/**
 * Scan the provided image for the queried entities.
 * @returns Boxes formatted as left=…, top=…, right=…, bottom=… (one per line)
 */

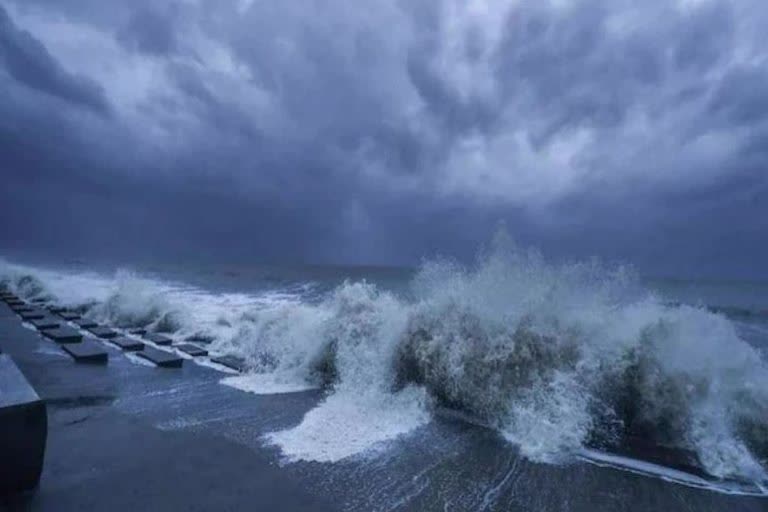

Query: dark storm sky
left=1, top=0, right=767, bottom=277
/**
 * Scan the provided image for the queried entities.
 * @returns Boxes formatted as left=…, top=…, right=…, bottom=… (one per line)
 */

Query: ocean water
left=2, top=232, right=768, bottom=498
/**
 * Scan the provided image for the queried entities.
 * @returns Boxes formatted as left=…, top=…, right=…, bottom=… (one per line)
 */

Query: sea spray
left=267, top=281, right=432, bottom=462
left=88, top=270, right=183, bottom=330
left=393, top=236, right=768, bottom=479
left=1, top=234, right=767, bottom=482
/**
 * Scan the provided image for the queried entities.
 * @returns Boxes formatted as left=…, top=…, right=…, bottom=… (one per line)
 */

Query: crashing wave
left=1, top=232, right=767, bottom=482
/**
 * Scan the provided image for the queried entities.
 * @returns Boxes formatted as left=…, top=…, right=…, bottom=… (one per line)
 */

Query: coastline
left=0, top=302, right=332, bottom=511
left=1, top=299, right=766, bottom=511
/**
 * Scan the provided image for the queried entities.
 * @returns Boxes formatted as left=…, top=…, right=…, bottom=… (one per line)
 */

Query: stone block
left=211, top=355, right=247, bottom=372
left=175, top=343, right=208, bottom=357
left=86, top=326, right=117, bottom=339
left=30, top=318, right=61, bottom=331
left=111, top=337, right=145, bottom=352
left=43, top=327, right=83, bottom=344
left=136, top=347, right=183, bottom=368
left=19, top=310, right=46, bottom=321
left=73, top=318, right=98, bottom=329
left=144, top=333, right=172, bottom=346
left=0, top=355, right=47, bottom=495
left=61, top=339, right=108, bottom=364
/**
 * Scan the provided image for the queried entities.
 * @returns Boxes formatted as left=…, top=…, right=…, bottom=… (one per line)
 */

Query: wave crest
left=92, top=271, right=184, bottom=330
left=2, top=236, right=767, bottom=481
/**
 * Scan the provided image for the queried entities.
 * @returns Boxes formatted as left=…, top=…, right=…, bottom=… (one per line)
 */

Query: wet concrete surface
left=0, top=303, right=333, bottom=511
left=0, top=301, right=766, bottom=511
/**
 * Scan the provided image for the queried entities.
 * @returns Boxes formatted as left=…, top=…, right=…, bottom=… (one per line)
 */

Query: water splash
left=2, top=231, right=767, bottom=482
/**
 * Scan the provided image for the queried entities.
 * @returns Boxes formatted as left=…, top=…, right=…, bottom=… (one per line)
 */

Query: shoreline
left=0, top=299, right=766, bottom=510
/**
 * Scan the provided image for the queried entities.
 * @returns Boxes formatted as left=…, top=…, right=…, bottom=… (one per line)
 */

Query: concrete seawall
left=0, top=297, right=766, bottom=511
left=0, top=301, right=333, bottom=511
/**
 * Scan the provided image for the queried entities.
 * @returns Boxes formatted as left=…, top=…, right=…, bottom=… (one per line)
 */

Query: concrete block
left=43, top=327, right=83, bottom=344
left=175, top=343, right=208, bottom=357
left=58, top=311, right=81, bottom=321
left=30, top=318, right=61, bottom=331
left=128, top=328, right=147, bottom=336
left=61, top=339, right=108, bottom=364
left=47, top=306, right=68, bottom=314
left=111, top=337, right=145, bottom=352
left=73, top=318, right=98, bottom=329
left=86, top=326, right=117, bottom=339
left=10, top=304, right=33, bottom=313
left=211, top=355, right=247, bottom=372
left=0, top=355, right=47, bottom=495
left=144, top=333, right=172, bottom=346
left=19, top=310, right=46, bottom=321
left=7, top=300, right=26, bottom=308
left=185, top=334, right=214, bottom=344
left=137, top=347, right=183, bottom=368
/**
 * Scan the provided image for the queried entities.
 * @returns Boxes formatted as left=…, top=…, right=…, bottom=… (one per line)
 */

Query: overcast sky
left=1, top=0, right=767, bottom=277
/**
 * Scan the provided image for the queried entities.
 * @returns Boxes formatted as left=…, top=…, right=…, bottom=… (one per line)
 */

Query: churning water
left=3, top=231, right=767, bottom=492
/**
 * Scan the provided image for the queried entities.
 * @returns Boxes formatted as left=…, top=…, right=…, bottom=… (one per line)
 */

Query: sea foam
left=2, top=232, right=767, bottom=483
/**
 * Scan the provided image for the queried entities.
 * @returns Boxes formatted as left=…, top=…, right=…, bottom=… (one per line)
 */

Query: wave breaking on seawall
left=2, top=232, right=767, bottom=489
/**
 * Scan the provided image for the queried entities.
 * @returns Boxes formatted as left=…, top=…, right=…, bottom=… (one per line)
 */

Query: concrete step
left=73, top=318, right=98, bottom=329
left=61, top=339, right=109, bottom=364
left=185, top=334, right=214, bottom=345
left=0, top=354, right=47, bottom=495
left=30, top=317, right=61, bottom=331
left=144, top=333, right=172, bottom=346
left=19, top=310, right=46, bottom=321
left=86, top=326, right=118, bottom=339
left=43, top=326, right=83, bottom=344
left=137, top=347, right=183, bottom=368
left=175, top=343, right=208, bottom=357
left=58, top=311, right=81, bottom=321
left=111, top=337, right=145, bottom=352
left=211, top=355, right=247, bottom=373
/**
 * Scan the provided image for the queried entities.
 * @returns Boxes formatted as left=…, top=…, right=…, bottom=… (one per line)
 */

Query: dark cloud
left=116, top=7, right=176, bottom=56
left=0, top=4, right=109, bottom=114
left=0, top=0, right=767, bottom=278
left=709, top=66, right=768, bottom=126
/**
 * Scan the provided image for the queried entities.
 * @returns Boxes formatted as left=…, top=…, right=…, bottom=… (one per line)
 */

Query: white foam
left=579, top=449, right=768, bottom=497
left=501, top=371, right=593, bottom=463
left=266, top=387, right=430, bottom=463
left=221, top=373, right=318, bottom=395
left=124, top=352, right=157, bottom=367
left=2, top=262, right=115, bottom=305
left=198, top=359, right=240, bottom=374
left=0, top=259, right=296, bottom=348
left=3, top=230, right=768, bottom=481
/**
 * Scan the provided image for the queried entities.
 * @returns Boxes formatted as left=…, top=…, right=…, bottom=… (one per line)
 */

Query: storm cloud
left=1, top=0, right=767, bottom=277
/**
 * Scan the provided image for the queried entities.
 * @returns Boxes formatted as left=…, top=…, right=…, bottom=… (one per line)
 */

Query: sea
left=2, top=234, right=767, bottom=510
